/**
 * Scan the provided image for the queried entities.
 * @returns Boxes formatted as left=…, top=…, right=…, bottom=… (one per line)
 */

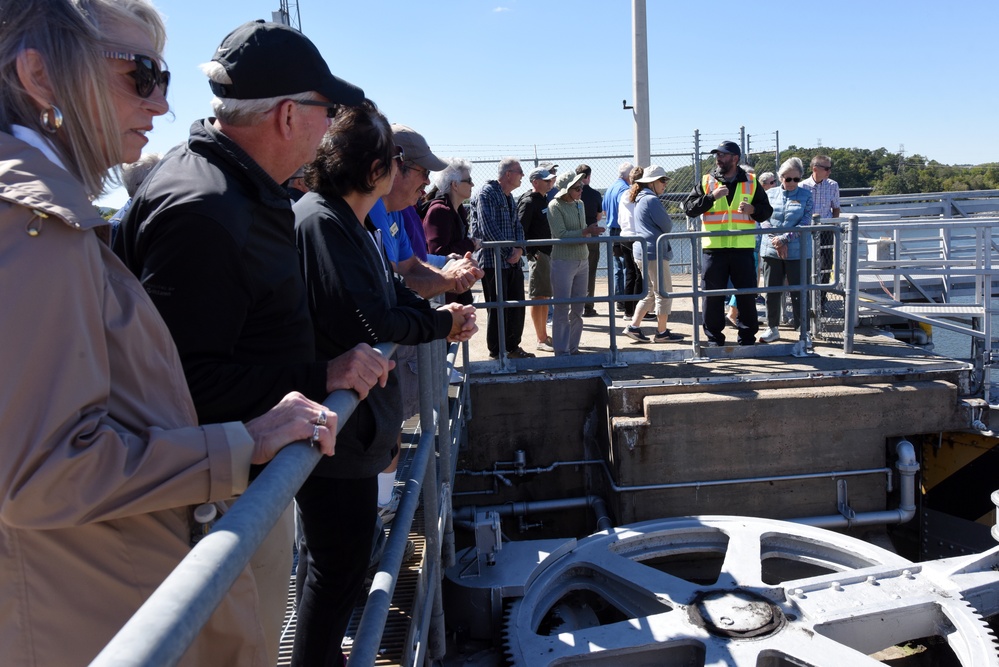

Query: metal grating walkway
left=276, top=422, right=426, bottom=666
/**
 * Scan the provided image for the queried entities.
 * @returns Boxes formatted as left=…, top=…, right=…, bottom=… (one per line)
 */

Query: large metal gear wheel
left=504, top=516, right=999, bottom=666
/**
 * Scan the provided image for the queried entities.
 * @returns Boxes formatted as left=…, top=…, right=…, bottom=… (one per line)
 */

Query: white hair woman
left=759, top=156, right=814, bottom=342
left=0, top=2, right=336, bottom=663
left=424, top=157, right=477, bottom=304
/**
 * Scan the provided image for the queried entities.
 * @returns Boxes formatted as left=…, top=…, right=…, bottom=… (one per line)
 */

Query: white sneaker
left=759, top=327, right=780, bottom=343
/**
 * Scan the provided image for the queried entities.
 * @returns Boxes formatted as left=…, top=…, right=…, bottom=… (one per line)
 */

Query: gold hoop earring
left=40, top=105, right=63, bottom=134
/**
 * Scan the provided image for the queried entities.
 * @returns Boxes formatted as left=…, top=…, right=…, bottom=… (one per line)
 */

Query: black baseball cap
left=209, top=20, right=364, bottom=106
left=710, top=141, right=741, bottom=157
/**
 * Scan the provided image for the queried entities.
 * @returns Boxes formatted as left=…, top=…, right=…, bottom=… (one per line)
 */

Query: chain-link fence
left=437, top=128, right=779, bottom=276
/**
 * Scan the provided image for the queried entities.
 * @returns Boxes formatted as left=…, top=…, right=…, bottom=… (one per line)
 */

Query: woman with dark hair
left=293, top=100, right=476, bottom=666
left=0, top=1, right=335, bottom=664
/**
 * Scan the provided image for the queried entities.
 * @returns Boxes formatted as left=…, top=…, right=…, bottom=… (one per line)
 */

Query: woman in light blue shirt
left=759, top=157, right=813, bottom=342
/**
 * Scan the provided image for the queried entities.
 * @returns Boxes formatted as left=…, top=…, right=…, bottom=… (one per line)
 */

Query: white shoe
left=378, top=489, right=402, bottom=525
left=759, top=327, right=780, bottom=343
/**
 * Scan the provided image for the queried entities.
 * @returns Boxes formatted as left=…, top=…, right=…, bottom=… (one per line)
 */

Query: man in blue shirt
left=603, top=162, right=633, bottom=308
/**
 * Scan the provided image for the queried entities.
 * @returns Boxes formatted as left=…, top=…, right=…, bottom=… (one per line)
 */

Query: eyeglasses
left=296, top=99, right=338, bottom=118
left=783, top=177, right=801, bottom=183
left=764, top=181, right=777, bottom=186
left=405, top=162, right=430, bottom=179
left=104, top=51, right=170, bottom=98
left=815, top=164, right=832, bottom=171
left=460, top=178, right=474, bottom=185
left=569, top=185, right=583, bottom=192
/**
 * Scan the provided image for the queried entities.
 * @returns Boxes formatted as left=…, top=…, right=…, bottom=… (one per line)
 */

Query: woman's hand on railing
left=584, top=223, right=605, bottom=237
left=440, top=303, right=478, bottom=343
left=245, top=391, right=337, bottom=464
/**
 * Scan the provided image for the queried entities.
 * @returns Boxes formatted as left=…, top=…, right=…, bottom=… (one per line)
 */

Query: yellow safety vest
left=701, top=173, right=757, bottom=249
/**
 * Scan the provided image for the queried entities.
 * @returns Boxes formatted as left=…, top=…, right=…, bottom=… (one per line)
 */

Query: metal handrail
left=91, top=342, right=399, bottom=667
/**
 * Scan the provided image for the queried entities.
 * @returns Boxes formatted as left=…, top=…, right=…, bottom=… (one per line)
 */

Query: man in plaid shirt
left=470, top=158, right=535, bottom=358
left=800, top=155, right=841, bottom=306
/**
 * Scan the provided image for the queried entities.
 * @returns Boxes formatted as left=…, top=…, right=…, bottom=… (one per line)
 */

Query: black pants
left=702, top=249, right=758, bottom=345
left=622, top=242, right=642, bottom=317
left=586, top=242, right=600, bottom=303
left=292, top=476, right=378, bottom=667
left=482, top=265, right=526, bottom=356
left=762, top=256, right=805, bottom=328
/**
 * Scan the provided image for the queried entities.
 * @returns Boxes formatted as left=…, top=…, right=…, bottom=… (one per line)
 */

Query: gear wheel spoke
left=503, top=516, right=999, bottom=667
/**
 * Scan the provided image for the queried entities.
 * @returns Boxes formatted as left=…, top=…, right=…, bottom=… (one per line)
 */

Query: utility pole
left=272, top=0, right=302, bottom=31
left=631, top=0, right=650, bottom=166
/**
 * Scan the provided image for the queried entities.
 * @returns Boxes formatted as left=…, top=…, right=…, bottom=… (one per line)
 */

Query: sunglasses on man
left=104, top=51, right=170, bottom=99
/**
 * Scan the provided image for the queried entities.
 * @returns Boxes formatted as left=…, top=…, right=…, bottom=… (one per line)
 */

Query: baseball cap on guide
left=528, top=167, right=556, bottom=181
left=710, top=141, right=741, bottom=157
left=209, top=20, right=364, bottom=105
left=539, top=161, right=558, bottom=171
left=391, top=124, right=448, bottom=172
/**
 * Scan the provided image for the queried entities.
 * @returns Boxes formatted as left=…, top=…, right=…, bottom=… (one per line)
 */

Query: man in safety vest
left=683, top=141, right=773, bottom=346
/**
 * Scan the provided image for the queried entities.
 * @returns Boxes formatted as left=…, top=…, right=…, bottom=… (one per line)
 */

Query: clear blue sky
left=97, top=0, right=999, bottom=207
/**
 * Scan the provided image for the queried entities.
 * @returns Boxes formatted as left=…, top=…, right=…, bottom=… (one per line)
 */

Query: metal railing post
left=693, top=129, right=701, bottom=184
left=91, top=343, right=398, bottom=667
left=417, top=343, right=446, bottom=662
left=844, top=216, right=860, bottom=354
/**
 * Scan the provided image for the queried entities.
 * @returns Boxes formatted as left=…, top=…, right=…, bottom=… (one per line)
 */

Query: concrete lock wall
left=608, top=380, right=964, bottom=524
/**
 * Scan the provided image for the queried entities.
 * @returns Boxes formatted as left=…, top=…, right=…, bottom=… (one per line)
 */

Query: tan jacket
left=0, top=132, right=266, bottom=665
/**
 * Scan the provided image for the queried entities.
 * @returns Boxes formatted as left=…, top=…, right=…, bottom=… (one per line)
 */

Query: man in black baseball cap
left=682, top=140, right=773, bottom=346
left=710, top=140, right=741, bottom=157
left=209, top=20, right=363, bottom=106
left=114, top=21, right=388, bottom=665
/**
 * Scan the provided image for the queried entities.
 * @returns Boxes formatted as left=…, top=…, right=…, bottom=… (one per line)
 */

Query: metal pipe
left=793, top=439, right=918, bottom=529
left=454, top=495, right=614, bottom=532
left=92, top=344, right=398, bottom=667
left=348, top=358, right=439, bottom=667
left=844, top=215, right=860, bottom=354
left=456, top=458, right=603, bottom=478
left=599, top=459, right=891, bottom=493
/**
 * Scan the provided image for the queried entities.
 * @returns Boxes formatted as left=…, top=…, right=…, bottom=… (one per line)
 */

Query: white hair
left=199, top=61, right=316, bottom=126
left=778, top=157, right=805, bottom=178
left=433, top=157, right=472, bottom=195
left=121, top=152, right=162, bottom=196
left=498, top=157, right=521, bottom=176
left=617, top=161, right=634, bottom=179
left=758, top=171, right=776, bottom=185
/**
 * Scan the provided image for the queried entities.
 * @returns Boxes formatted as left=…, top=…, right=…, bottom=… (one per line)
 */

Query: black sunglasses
left=104, top=51, right=170, bottom=99
left=296, top=99, right=338, bottom=118
left=783, top=176, right=801, bottom=183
